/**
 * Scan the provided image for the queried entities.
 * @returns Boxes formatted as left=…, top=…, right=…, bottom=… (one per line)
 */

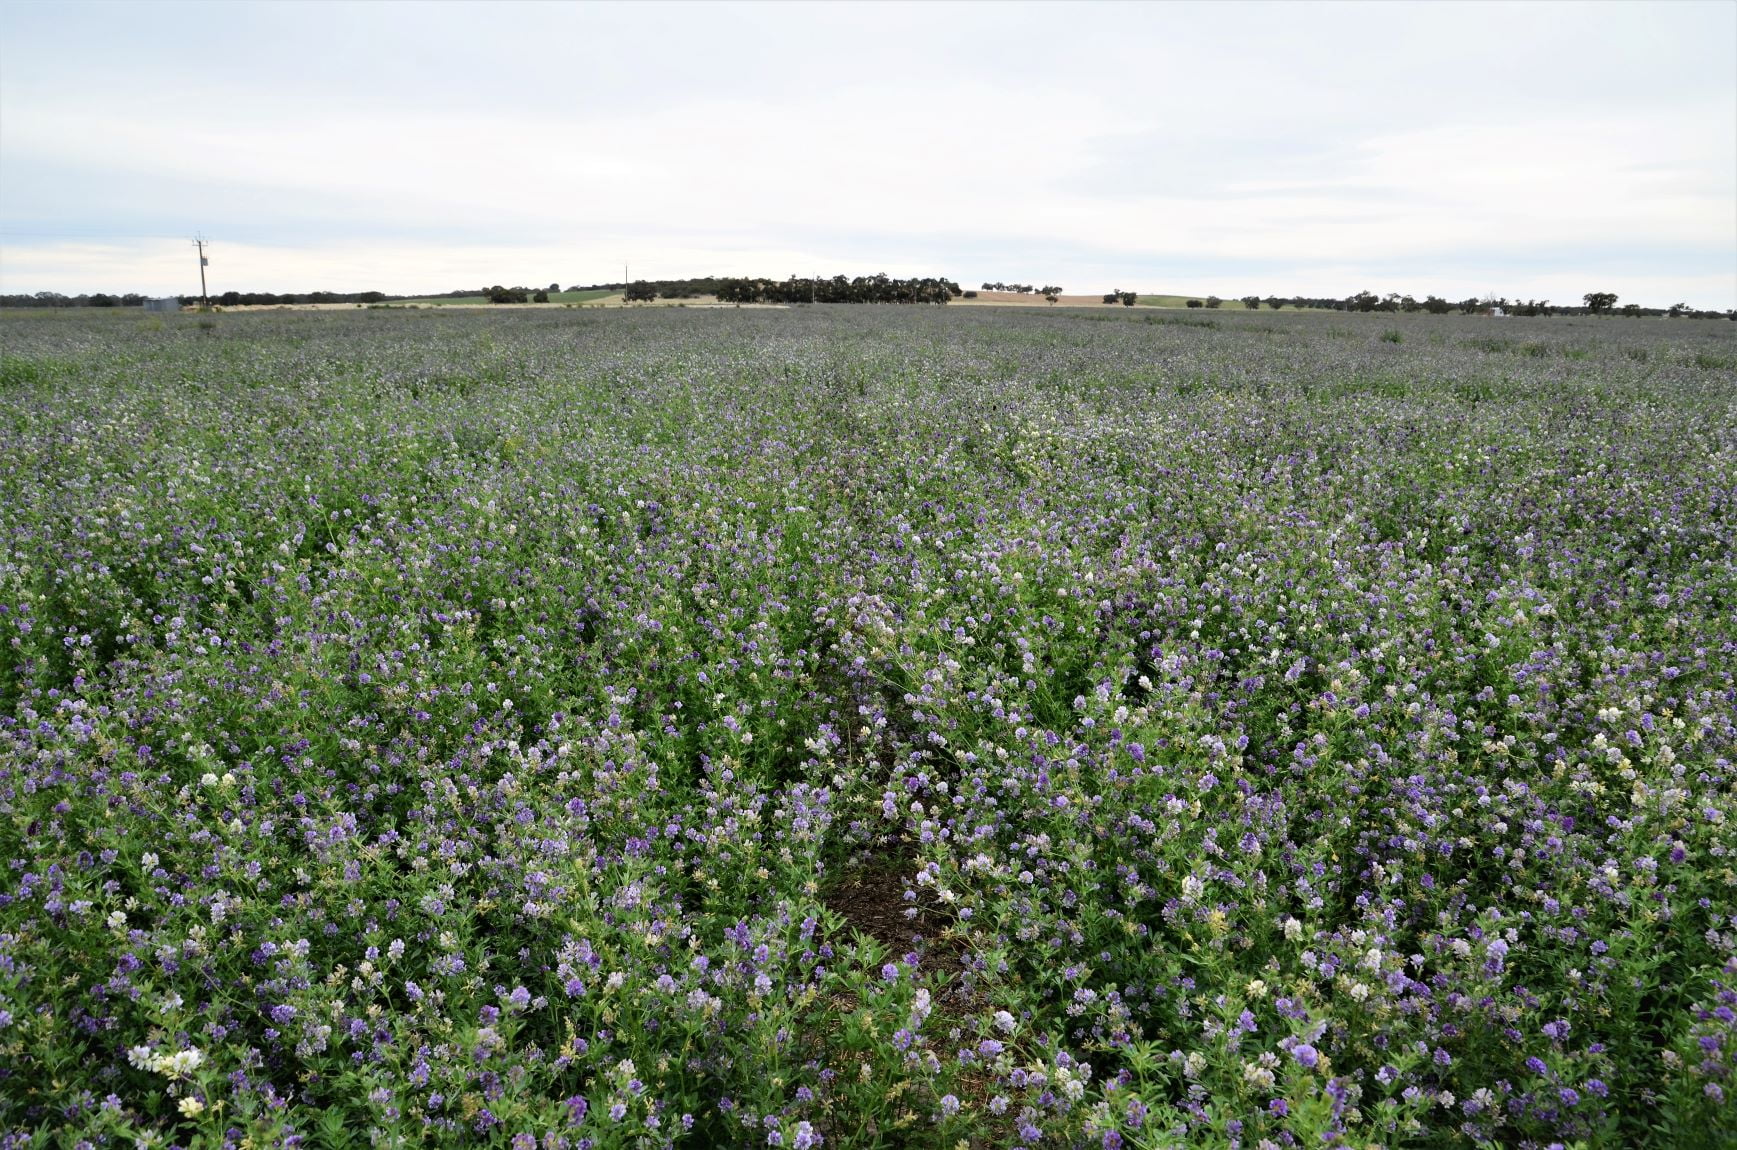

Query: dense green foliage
left=1, top=307, right=1734, bottom=1149
left=714, top=275, right=961, bottom=305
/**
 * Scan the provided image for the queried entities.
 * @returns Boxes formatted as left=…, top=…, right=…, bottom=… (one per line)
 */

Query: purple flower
left=1292, top=1043, right=1320, bottom=1069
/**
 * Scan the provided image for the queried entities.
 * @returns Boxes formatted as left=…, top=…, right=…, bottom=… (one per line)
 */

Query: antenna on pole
left=192, top=235, right=211, bottom=309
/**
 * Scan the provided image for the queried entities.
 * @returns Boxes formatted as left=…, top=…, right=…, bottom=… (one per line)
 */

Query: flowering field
left=1, top=305, right=1734, bottom=1149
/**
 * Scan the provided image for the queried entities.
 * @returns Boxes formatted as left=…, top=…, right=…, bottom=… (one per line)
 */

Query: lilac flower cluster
left=0, top=305, right=1732, bottom=1147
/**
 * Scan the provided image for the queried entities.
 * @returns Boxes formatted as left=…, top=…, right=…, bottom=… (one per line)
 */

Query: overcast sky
left=2, top=0, right=1733, bottom=306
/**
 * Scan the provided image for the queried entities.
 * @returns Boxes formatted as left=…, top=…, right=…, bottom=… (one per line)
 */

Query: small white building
left=142, top=298, right=180, bottom=312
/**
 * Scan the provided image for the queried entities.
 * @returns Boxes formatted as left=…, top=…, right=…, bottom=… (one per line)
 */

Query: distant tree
left=1620, top=303, right=1641, bottom=316
left=487, top=285, right=528, bottom=304
left=1457, top=297, right=1481, bottom=315
left=1347, top=291, right=1379, bottom=312
left=1186, top=299, right=1204, bottom=308
left=1668, top=301, right=1688, bottom=318
left=713, top=273, right=960, bottom=306
left=1205, top=295, right=1222, bottom=309
left=1041, top=285, right=1063, bottom=297
left=1400, top=295, right=1421, bottom=313
left=624, top=281, right=657, bottom=303
left=963, top=290, right=978, bottom=299
left=1265, top=296, right=1285, bottom=309
left=1240, top=295, right=1261, bottom=310
left=1583, top=291, right=1617, bottom=314
left=1120, top=291, right=1137, bottom=306
left=1423, top=295, right=1452, bottom=314
left=715, top=278, right=757, bottom=304
left=548, top=282, right=560, bottom=293
left=532, top=290, right=550, bottom=303
left=1103, top=292, right=1121, bottom=305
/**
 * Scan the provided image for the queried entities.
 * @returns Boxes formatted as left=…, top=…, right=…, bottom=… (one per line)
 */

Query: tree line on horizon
left=708, top=274, right=963, bottom=305
left=1177, top=291, right=1730, bottom=319
left=3, top=283, right=1730, bottom=319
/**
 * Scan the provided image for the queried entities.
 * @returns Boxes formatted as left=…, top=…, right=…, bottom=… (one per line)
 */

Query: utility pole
left=192, top=235, right=210, bottom=308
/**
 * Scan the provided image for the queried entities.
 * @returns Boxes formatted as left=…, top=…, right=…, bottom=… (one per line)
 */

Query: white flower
left=993, top=1010, right=1017, bottom=1034
left=1282, top=917, right=1304, bottom=941
left=177, top=1097, right=205, bottom=1118
left=127, top=1045, right=156, bottom=1070
left=141, top=852, right=159, bottom=869
left=156, top=1048, right=203, bottom=1077
left=200, top=772, right=219, bottom=788
left=1180, top=875, right=1204, bottom=904
left=108, top=910, right=127, bottom=930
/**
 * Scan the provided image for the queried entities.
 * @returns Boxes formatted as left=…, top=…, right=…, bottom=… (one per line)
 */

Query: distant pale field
left=387, top=289, right=619, bottom=307
left=957, top=290, right=1269, bottom=309
left=223, top=290, right=1284, bottom=313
